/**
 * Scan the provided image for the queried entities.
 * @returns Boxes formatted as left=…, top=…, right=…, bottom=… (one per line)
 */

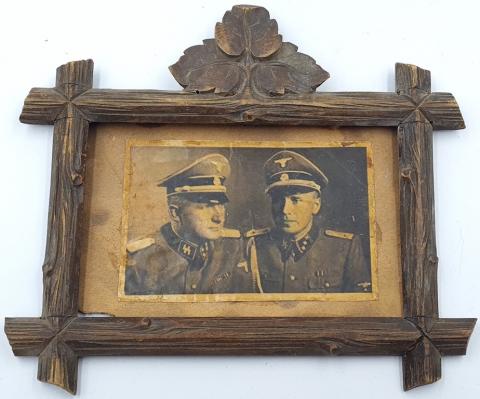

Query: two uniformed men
left=125, top=150, right=372, bottom=295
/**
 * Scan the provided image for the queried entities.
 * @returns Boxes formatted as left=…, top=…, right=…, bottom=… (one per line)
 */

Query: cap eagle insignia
left=274, top=157, right=293, bottom=168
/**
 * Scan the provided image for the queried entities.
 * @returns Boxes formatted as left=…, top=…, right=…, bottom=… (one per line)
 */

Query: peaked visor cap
left=264, top=150, right=329, bottom=194
left=158, top=153, right=231, bottom=202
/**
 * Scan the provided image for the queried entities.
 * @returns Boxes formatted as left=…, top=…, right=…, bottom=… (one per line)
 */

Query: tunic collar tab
left=272, top=220, right=321, bottom=262
left=161, top=223, right=210, bottom=263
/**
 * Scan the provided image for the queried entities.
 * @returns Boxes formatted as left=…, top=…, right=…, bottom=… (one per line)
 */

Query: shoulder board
left=324, top=229, right=354, bottom=240
left=245, top=227, right=270, bottom=238
left=126, top=237, right=155, bottom=253
left=221, top=228, right=241, bottom=238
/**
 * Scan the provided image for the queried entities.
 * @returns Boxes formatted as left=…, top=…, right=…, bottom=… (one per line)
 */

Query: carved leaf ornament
left=169, top=5, right=329, bottom=96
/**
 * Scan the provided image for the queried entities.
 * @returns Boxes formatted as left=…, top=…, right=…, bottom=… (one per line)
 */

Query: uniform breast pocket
left=323, top=271, right=343, bottom=292
left=308, top=269, right=343, bottom=292
left=307, top=274, right=325, bottom=292
left=210, top=271, right=233, bottom=292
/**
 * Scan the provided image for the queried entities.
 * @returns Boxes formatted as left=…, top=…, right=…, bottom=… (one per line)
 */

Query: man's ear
left=168, top=204, right=181, bottom=223
left=312, top=194, right=321, bottom=215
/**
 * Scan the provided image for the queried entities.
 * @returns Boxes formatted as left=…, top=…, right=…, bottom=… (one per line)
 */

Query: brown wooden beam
left=33, top=59, right=93, bottom=395
left=5, top=317, right=476, bottom=358
left=20, top=87, right=464, bottom=130
left=397, top=63, right=441, bottom=390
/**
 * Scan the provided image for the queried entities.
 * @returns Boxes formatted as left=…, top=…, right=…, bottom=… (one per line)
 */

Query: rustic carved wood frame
left=4, top=5, right=476, bottom=395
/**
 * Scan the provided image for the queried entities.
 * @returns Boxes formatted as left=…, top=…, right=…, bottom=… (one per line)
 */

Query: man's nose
left=211, top=205, right=224, bottom=223
left=282, top=197, right=293, bottom=214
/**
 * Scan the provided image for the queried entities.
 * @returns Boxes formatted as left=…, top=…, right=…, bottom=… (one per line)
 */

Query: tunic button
left=191, top=284, right=197, bottom=289
left=325, top=282, right=330, bottom=288
left=289, top=275, right=296, bottom=281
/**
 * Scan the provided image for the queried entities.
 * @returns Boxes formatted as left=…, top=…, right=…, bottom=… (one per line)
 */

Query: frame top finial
left=169, top=4, right=329, bottom=96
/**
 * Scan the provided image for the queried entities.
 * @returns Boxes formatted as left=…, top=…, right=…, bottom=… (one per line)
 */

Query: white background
left=1, top=0, right=479, bottom=397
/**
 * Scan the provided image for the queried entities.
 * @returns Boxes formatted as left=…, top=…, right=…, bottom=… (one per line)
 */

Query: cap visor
left=266, top=180, right=321, bottom=194
left=169, top=192, right=229, bottom=204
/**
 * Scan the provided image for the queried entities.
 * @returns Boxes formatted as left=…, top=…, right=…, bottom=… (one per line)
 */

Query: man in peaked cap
left=124, top=153, right=254, bottom=295
left=246, top=150, right=372, bottom=294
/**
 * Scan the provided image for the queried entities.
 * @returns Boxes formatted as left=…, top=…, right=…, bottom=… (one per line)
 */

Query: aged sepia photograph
left=118, top=140, right=377, bottom=302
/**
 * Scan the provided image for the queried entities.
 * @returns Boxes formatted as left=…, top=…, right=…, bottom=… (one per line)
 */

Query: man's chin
left=200, top=229, right=223, bottom=241
left=278, top=227, right=300, bottom=235
left=277, top=221, right=299, bottom=234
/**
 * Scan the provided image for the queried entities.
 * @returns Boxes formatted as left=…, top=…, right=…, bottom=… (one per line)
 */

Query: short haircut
left=167, top=194, right=188, bottom=209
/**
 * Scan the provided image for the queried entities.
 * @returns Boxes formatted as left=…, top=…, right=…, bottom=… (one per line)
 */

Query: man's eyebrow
left=288, top=196, right=303, bottom=202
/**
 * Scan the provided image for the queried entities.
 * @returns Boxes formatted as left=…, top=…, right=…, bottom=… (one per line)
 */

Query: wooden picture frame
left=4, top=4, right=475, bottom=394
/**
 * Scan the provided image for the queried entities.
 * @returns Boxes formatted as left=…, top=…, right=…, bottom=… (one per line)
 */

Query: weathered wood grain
left=4, top=317, right=56, bottom=356
left=403, top=336, right=441, bottom=391
left=42, top=111, right=89, bottom=318
left=5, top=317, right=475, bottom=358
left=38, top=335, right=78, bottom=395
left=397, top=63, right=441, bottom=390
left=399, top=114, right=438, bottom=318
left=20, top=88, right=464, bottom=130
left=42, top=60, right=93, bottom=318
left=35, top=59, right=93, bottom=394
left=64, top=317, right=420, bottom=356
left=19, top=88, right=66, bottom=124
left=397, top=63, right=439, bottom=319
left=429, top=318, right=477, bottom=356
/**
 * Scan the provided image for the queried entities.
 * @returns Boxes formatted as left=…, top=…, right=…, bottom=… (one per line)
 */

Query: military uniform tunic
left=249, top=223, right=372, bottom=293
left=125, top=223, right=254, bottom=295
